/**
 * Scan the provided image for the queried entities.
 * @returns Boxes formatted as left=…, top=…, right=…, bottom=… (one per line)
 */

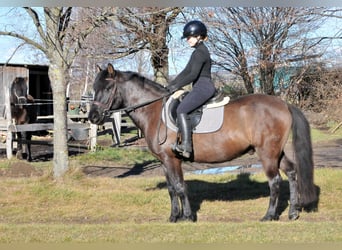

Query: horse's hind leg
left=280, top=153, right=300, bottom=220
left=259, top=151, right=282, bottom=221
left=261, top=171, right=282, bottom=221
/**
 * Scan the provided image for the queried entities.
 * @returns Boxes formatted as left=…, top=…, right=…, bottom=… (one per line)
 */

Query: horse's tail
left=288, top=104, right=317, bottom=207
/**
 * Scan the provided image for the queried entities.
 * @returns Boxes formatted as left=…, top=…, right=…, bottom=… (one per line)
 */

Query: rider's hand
left=165, top=84, right=178, bottom=93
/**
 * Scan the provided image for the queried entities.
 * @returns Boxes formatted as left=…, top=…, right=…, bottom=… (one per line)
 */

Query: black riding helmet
left=182, top=20, right=207, bottom=39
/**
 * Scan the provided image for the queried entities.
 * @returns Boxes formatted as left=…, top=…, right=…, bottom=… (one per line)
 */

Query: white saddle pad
left=162, top=93, right=230, bottom=134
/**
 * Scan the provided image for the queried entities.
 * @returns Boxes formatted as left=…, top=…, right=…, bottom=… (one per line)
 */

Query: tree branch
left=23, top=7, right=47, bottom=44
left=0, top=30, right=46, bottom=53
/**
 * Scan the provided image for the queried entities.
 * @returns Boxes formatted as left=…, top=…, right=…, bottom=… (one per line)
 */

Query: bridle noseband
left=92, top=78, right=118, bottom=116
left=13, top=90, right=28, bottom=106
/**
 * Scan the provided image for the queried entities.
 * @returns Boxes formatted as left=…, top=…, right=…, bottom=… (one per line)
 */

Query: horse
left=10, top=77, right=37, bottom=161
left=88, top=63, right=317, bottom=222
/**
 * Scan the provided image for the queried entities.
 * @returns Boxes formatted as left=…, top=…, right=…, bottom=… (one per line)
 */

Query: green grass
left=0, top=168, right=342, bottom=243
left=0, top=124, right=341, bottom=243
left=74, top=147, right=157, bottom=166
left=311, top=126, right=342, bottom=142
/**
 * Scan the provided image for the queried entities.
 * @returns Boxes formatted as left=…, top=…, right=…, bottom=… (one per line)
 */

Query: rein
left=92, top=76, right=172, bottom=116
left=102, top=93, right=171, bottom=116
left=92, top=76, right=172, bottom=145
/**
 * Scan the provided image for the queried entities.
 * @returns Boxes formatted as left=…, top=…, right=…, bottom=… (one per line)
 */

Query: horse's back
left=224, top=94, right=292, bottom=145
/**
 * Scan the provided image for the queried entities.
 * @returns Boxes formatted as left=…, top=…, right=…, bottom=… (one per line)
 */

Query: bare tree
left=0, top=7, right=113, bottom=178
left=197, top=7, right=330, bottom=95
left=99, top=7, right=182, bottom=84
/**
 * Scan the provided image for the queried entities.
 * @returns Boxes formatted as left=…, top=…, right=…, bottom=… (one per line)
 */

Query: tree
left=0, top=7, right=114, bottom=178
left=96, top=7, right=182, bottom=84
left=197, top=7, right=329, bottom=95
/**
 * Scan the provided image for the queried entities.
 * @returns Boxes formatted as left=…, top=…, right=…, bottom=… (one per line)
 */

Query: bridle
left=13, top=90, right=28, bottom=106
left=92, top=78, right=118, bottom=116
left=92, top=78, right=171, bottom=116
left=91, top=77, right=172, bottom=145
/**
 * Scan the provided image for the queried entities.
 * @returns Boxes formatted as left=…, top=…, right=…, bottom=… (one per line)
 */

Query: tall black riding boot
left=173, top=113, right=193, bottom=158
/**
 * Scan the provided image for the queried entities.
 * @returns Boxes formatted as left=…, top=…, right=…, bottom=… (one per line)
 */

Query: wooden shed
left=0, top=63, right=53, bottom=118
left=0, top=63, right=120, bottom=160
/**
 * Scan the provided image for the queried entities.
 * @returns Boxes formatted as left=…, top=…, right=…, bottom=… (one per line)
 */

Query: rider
left=166, top=20, right=216, bottom=158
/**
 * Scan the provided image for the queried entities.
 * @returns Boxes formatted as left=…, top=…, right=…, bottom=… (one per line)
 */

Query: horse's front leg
left=162, top=157, right=195, bottom=222
left=163, top=172, right=181, bottom=222
left=15, top=132, right=24, bottom=160
left=25, top=131, right=33, bottom=162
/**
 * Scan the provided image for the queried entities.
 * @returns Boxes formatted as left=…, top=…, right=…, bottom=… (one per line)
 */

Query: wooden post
left=89, top=123, right=97, bottom=152
left=4, top=87, right=13, bottom=159
left=112, top=111, right=121, bottom=145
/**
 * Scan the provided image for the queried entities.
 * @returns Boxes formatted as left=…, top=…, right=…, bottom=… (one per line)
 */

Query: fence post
left=89, top=123, right=97, bottom=152
left=4, top=88, right=13, bottom=159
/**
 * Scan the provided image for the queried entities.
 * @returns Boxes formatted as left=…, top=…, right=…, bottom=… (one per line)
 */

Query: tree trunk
left=48, top=62, right=69, bottom=179
left=150, top=11, right=169, bottom=85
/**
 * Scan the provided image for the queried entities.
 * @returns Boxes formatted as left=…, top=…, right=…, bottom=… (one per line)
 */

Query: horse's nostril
left=88, top=109, right=103, bottom=124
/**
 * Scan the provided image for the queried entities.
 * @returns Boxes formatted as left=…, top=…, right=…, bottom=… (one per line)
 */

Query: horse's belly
left=193, top=142, right=247, bottom=163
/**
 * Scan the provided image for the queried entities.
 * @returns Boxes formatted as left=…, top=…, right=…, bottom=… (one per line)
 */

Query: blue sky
left=0, top=7, right=341, bottom=73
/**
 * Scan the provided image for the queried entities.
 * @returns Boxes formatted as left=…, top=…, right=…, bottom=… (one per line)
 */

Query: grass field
left=0, top=167, right=341, bottom=243
left=0, top=127, right=341, bottom=244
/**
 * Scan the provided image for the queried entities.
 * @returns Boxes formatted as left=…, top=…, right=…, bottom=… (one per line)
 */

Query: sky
left=0, top=7, right=341, bottom=74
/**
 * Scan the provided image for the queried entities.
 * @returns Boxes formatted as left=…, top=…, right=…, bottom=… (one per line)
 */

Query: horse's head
left=10, top=77, right=29, bottom=107
left=88, top=63, right=123, bottom=125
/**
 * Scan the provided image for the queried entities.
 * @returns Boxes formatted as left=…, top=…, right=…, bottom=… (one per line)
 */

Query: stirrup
left=172, top=143, right=192, bottom=158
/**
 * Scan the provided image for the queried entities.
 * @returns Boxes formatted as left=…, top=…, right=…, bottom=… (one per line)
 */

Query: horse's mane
left=121, top=71, right=167, bottom=93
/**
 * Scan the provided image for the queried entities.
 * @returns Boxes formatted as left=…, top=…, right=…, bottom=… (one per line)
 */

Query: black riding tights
left=176, top=77, right=216, bottom=115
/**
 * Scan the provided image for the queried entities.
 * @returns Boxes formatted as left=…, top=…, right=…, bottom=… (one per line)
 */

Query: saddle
left=162, top=90, right=230, bottom=134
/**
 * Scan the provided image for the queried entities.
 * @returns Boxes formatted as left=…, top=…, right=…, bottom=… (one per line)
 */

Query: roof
left=0, top=63, right=49, bottom=70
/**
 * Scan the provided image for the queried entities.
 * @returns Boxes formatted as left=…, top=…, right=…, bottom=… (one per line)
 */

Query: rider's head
left=182, top=20, right=208, bottom=41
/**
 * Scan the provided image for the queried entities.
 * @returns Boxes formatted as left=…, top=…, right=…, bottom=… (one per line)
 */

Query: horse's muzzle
left=88, top=108, right=105, bottom=125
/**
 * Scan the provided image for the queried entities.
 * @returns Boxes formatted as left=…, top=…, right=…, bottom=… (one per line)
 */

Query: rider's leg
left=174, top=113, right=192, bottom=158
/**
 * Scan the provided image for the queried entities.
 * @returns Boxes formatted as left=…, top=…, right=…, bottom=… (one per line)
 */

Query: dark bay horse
left=10, top=77, right=37, bottom=161
left=88, top=63, right=317, bottom=222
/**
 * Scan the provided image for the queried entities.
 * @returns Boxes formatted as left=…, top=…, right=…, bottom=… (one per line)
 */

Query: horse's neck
left=125, top=96, right=162, bottom=136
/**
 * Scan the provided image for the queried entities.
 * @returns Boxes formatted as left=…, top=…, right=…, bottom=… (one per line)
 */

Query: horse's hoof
left=260, top=214, right=279, bottom=221
left=178, top=213, right=197, bottom=222
left=16, top=151, right=23, bottom=160
left=169, top=215, right=178, bottom=223
left=289, top=211, right=300, bottom=221
left=169, top=214, right=196, bottom=223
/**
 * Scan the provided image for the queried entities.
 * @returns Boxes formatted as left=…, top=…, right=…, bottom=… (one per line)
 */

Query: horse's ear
left=107, top=63, right=116, bottom=77
left=96, top=65, right=102, bottom=73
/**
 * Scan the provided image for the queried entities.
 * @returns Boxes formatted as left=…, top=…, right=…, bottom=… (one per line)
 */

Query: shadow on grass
left=82, top=159, right=161, bottom=177
left=153, top=173, right=320, bottom=220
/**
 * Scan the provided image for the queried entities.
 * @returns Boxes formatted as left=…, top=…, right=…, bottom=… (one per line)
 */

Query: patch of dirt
left=1, top=127, right=341, bottom=179
left=81, top=137, right=342, bottom=178
left=0, top=161, right=43, bottom=178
